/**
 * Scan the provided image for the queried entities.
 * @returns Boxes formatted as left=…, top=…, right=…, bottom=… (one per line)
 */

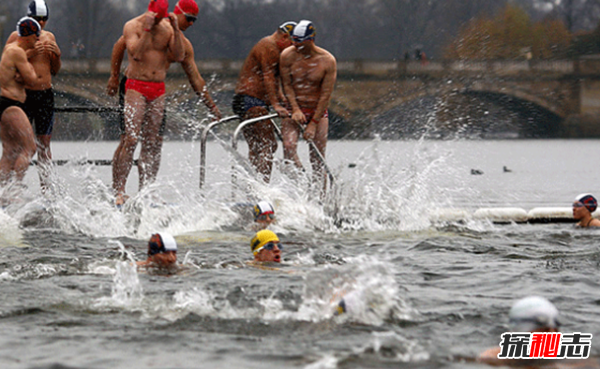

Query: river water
left=0, top=139, right=599, bottom=369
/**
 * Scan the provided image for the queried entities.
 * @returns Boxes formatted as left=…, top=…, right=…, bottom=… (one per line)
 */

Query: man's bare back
left=236, top=35, right=287, bottom=110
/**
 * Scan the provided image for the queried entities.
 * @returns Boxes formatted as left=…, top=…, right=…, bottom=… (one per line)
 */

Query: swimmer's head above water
left=137, top=232, right=178, bottom=267
left=477, top=296, right=561, bottom=365
left=574, top=193, right=597, bottom=213
left=508, top=296, right=561, bottom=333
left=250, top=229, right=282, bottom=263
left=572, top=193, right=600, bottom=227
left=253, top=201, right=276, bottom=228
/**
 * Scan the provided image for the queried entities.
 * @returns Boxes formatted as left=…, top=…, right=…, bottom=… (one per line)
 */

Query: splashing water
left=95, top=261, right=143, bottom=309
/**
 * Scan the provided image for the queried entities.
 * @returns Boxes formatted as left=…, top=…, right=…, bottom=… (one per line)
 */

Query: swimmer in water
left=478, top=296, right=561, bottom=366
left=253, top=201, right=276, bottom=230
left=572, top=194, right=600, bottom=227
left=476, top=296, right=598, bottom=368
left=137, top=232, right=178, bottom=268
left=250, top=229, right=282, bottom=263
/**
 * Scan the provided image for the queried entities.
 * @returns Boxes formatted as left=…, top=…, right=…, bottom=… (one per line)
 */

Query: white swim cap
left=27, top=0, right=49, bottom=18
left=292, top=20, right=316, bottom=42
left=253, top=201, right=275, bottom=221
left=509, top=296, right=560, bottom=332
left=157, top=232, right=177, bottom=252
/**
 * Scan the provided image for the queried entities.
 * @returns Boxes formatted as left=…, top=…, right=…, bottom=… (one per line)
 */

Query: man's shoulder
left=317, top=47, right=336, bottom=61
left=280, top=46, right=298, bottom=60
left=4, top=43, right=23, bottom=55
left=124, top=16, right=144, bottom=31
left=6, top=31, right=18, bottom=44
left=40, top=30, right=57, bottom=42
left=252, top=36, right=278, bottom=53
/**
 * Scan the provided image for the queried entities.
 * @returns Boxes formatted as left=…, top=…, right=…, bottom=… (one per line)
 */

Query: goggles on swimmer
left=176, top=4, right=197, bottom=23
left=256, top=213, right=276, bottom=222
left=509, top=316, right=561, bottom=330
left=32, top=16, right=48, bottom=22
left=254, top=242, right=283, bottom=255
left=573, top=202, right=585, bottom=208
left=148, top=241, right=176, bottom=256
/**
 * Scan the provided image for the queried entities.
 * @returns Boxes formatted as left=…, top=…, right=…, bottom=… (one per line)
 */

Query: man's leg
left=242, top=106, right=277, bottom=182
left=139, top=95, right=165, bottom=190
left=35, top=134, right=52, bottom=193
left=309, top=117, right=329, bottom=193
left=113, top=91, right=145, bottom=203
left=0, top=107, right=36, bottom=184
left=281, top=118, right=303, bottom=169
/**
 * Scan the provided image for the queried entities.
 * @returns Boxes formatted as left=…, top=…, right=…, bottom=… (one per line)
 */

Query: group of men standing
left=0, top=0, right=60, bottom=197
left=0, top=0, right=337, bottom=206
left=234, top=19, right=337, bottom=192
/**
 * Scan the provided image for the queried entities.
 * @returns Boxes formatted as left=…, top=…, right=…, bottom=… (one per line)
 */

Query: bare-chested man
left=6, top=1, right=61, bottom=194
left=112, top=0, right=184, bottom=206
left=0, top=18, right=40, bottom=192
left=280, top=20, right=337, bottom=193
left=108, top=0, right=221, bottom=191
left=232, top=21, right=296, bottom=183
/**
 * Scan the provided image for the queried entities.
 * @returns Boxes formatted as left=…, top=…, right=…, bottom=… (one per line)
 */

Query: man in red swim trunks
left=107, top=0, right=221, bottom=193
left=280, top=20, right=336, bottom=193
left=112, top=0, right=184, bottom=206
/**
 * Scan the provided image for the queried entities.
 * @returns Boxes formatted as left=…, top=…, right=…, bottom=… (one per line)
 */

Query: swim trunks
left=232, top=93, right=269, bottom=118
left=0, top=96, right=26, bottom=119
left=120, top=77, right=167, bottom=136
left=125, top=78, right=166, bottom=102
left=24, top=88, right=54, bottom=135
left=300, top=107, right=328, bottom=124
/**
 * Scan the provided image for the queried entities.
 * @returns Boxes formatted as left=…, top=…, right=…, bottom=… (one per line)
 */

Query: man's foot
left=115, top=193, right=130, bottom=209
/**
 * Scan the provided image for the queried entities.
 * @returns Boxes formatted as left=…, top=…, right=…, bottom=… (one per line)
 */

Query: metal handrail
left=229, top=114, right=335, bottom=194
left=296, top=123, right=335, bottom=187
left=231, top=113, right=281, bottom=152
left=54, top=106, right=121, bottom=113
left=230, top=114, right=279, bottom=196
left=199, top=115, right=241, bottom=188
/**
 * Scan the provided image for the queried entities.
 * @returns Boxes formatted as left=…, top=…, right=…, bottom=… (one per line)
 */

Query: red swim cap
left=148, top=0, right=169, bottom=19
left=174, top=0, right=198, bottom=15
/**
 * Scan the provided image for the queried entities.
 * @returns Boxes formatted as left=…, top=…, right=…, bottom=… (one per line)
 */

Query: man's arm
left=6, top=32, right=40, bottom=60
left=260, top=46, right=288, bottom=118
left=107, top=36, right=126, bottom=96
left=180, top=40, right=221, bottom=120
left=280, top=49, right=303, bottom=123
left=124, top=18, right=153, bottom=61
left=167, top=13, right=185, bottom=63
left=310, top=55, right=337, bottom=125
left=13, top=48, right=38, bottom=86
left=46, top=33, right=61, bottom=76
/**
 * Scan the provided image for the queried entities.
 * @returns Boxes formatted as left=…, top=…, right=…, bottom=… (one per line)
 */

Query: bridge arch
left=465, top=83, right=566, bottom=118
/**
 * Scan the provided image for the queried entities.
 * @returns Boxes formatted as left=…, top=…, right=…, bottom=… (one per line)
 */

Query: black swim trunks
left=24, top=88, right=55, bottom=136
left=232, top=94, right=269, bottom=118
left=118, top=76, right=167, bottom=137
left=0, top=96, right=26, bottom=119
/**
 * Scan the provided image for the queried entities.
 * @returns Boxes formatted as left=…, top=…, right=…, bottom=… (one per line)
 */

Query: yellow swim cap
left=250, top=230, right=279, bottom=255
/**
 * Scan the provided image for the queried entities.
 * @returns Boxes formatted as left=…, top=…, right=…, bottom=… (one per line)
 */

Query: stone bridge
left=53, top=57, right=600, bottom=139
